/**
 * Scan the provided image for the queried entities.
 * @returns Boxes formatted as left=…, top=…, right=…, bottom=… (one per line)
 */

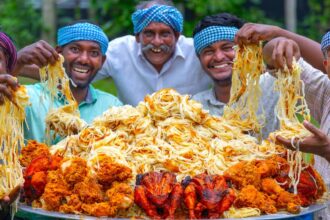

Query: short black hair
left=136, top=0, right=173, bottom=10
left=193, top=13, right=245, bottom=37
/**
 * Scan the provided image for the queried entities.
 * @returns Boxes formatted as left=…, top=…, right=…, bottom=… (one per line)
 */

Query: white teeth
left=73, top=67, right=88, bottom=73
left=213, top=64, right=228, bottom=68
left=151, top=48, right=161, bottom=53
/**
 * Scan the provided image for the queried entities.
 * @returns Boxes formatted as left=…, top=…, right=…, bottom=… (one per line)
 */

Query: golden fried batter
left=96, top=159, right=132, bottom=186
left=19, top=140, right=50, bottom=167
left=224, top=161, right=261, bottom=189
left=61, top=157, right=88, bottom=186
left=261, top=178, right=301, bottom=214
left=235, top=185, right=277, bottom=214
left=106, top=182, right=134, bottom=209
left=41, top=170, right=71, bottom=211
left=81, top=202, right=116, bottom=217
left=73, top=177, right=104, bottom=204
left=59, top=194, right=82, bottom=214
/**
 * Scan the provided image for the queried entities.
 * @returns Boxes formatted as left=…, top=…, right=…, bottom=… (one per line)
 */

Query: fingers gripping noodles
left=39, top=55, right=86, bottom=139
left=0, top=83, right=30, bottom=213
left=224, top=42, right=265, bottom=134
left=269, top=60, right=311, bottom=194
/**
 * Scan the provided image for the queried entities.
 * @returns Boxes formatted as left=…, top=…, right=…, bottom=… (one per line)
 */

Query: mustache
left=141, top=44, right=171, bottom=53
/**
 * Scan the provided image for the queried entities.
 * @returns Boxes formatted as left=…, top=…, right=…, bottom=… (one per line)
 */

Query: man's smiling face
left=57, top=40, right=105, bottom=89
left=199, top=40, right=235, bottom=84
left=136, top=22, right=179, bottom=72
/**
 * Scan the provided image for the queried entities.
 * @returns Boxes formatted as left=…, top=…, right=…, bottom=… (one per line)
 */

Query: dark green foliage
left=0, top=0, right=41, bottom=49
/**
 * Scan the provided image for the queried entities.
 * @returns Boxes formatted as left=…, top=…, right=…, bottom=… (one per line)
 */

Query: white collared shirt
left=95, top=35, right=212, bottom=106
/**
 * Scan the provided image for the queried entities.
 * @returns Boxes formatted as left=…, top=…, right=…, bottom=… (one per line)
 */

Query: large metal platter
left=18, top=203, right=327, bottom=220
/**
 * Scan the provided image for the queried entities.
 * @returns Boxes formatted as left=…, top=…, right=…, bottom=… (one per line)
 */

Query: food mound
left=21, top=145, right=134, bottom=217
left=19, top=88, right=327, bottom=219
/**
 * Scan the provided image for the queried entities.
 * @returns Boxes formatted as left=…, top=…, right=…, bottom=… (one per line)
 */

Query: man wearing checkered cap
left=192, top=13, right=330, bottom=220
left=2, top=21, right=123, bottom=146
left=276, top=29, right=330, bottom=220
left=92, top=0, right=212, bottom=106
left=321, top=29, right=330, bottom=77
left=192, top=13, right=281, bottom=140
left=192, top=13, right=326, bottom=140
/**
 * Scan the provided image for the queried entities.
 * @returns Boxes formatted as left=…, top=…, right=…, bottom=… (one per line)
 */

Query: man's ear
left=174, top=32, right=180, bottom=41
left=101, top=55, right=106, bottom=65
left=55, top=46, right=63, bottom=53
left=135, top=34, right=140, bottom=43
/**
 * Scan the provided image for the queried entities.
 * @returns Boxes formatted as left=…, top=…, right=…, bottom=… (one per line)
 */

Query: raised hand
left=276, top=121, right=330, bottom=163
left=16, top=40, right=59, bottom=69
left=263, top=37, right=301, bottom=70
left=0, top=74, right=19, bottom=104
left=235, top=23, right=280, bottom=45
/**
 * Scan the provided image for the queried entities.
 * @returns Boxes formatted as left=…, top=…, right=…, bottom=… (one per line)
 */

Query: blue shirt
left=23, top=83, right=122, bottom=144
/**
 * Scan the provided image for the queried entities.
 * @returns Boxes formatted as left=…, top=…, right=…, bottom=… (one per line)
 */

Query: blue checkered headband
left=321, top=31, right=330, bottom=53
left=57, top=23, right=109, bottom=55
left=194, top=26, right=238, bottom=54
left=131, top=5, right=183, bottom=34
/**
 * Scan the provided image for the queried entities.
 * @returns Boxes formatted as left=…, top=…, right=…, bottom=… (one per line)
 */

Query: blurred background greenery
left=1, top=0, right=329, bottom=95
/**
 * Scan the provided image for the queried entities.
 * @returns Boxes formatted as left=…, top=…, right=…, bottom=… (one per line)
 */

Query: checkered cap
left=321, top=31, right=330, bottom=53
left=132, top=4, right=183, bottom=34
left=0, top=32, right=17, bottom=73
left=57, top=22, right=109, bottom=55
left=193, top=26, right=238, bottom=55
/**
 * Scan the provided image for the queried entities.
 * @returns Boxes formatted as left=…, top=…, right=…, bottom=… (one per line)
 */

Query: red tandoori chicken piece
left=275, top=163, right=326, bottom=206
left=183, top=173, right=236, bottom=219
left=134, top=171, right=183, bottom=219
left=23, top=154, right=63, bottom=203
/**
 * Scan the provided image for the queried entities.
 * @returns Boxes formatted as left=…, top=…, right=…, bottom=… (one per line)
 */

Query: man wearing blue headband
left=192, top=13, right=329, bottom=220
left=192, top=13, right=280, bottom=139
left=92, top=0, right=211, bottom=106
left=1, top=21, right=122, bottom=145
left=192, top=13, right=326, bottom=138
left=276, top=29, right=330, bottom=220
left=15, top=1, right=211, bottom=106
left=321, top=29, right=330, bottom=77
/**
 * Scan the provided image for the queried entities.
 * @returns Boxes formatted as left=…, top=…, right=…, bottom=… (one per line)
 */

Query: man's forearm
left=12, top=64, right=40, bottom=80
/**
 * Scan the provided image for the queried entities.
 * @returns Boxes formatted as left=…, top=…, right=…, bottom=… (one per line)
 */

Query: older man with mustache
left=92, top=0, right=212, bottom=106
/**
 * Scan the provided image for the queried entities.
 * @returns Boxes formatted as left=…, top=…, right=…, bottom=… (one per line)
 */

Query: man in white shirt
left=94, top=1, right=212, bottom=105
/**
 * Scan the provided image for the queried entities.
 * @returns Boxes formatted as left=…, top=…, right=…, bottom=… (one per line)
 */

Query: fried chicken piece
left=106, top=182, right=134, bottom=209
left=224, top=161, right=261, bottom=189
left=19, top=140, right=50, bottom=167
left=81, top=202, right=116, bottom=217
left=235, top=185, right=277, bottom=214
left=61, top=157, right=88, bottom=186
left=255, top=157, right=282, bottom=178
left=41, top=170, right=71, bottom=211
left=73, top=177, right=104, bottom=204
left=96, top=158, right=132, bottom=187
left=59, top=194, right=82, bottom=214
left=261, top=178, right=301, bottom=214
